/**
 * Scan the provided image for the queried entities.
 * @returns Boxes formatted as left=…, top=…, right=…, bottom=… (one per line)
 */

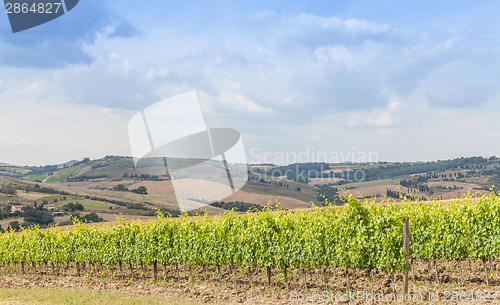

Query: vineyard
left=1, top=192, right=500, bottom=295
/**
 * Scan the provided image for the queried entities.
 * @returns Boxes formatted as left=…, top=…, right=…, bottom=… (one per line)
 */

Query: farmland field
left=44, top=165, right=89, bottom=183
left=2, top=193, right=500, bottom=304
left=3, top=157, right=500, bottom=304
left=52, top=199, right=117, bottom=210
left=22, top=174, right=47, bottom=182
left=3, top=156, right=500, bottom=305
left=241, top=181, right=317, bottom=203
left=223, top=190, right=311, bottom=209
left=0, top=285, right=198, bottom=305
left=2, top=260, right=500, bottom=304
left=338, top=178, right=401, bottom=189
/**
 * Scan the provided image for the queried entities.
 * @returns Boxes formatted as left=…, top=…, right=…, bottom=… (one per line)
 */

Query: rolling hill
left=1, top=155, right=500, bottom=230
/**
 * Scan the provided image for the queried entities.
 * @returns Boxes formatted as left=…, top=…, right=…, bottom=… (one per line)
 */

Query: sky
left=1, top=0, right=500, bottom=165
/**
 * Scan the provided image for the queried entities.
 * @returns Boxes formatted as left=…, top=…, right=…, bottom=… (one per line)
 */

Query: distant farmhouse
left=11, top=205, right=24, bottom=213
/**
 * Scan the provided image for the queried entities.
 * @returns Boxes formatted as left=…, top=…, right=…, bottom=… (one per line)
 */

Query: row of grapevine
left=0, top=192, right=500, bottom=288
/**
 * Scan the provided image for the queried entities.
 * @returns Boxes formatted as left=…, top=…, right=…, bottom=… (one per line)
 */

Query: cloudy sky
left=1, top=0, right=500, bottom=165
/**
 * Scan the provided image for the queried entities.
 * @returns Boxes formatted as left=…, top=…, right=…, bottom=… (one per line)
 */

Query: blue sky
left=1, top=0, right=500, bottom=165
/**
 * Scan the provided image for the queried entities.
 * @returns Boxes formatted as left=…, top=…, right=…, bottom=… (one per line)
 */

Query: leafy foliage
left=62, top=202, right=84, bottom=211
left=131, top=186, right=148, bottom=195
left=315, top=185, right=344, bottom=206
left=1, top=193, right=500, bottom=279
left=210, top=201, right=274, bottom=212
left=21, top=205, right=54, bottom=227
left=0, top=185, right=16, bottom=195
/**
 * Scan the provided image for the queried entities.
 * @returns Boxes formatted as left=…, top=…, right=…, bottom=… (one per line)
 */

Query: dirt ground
left=1, top=259, right=500, bottom=304
left=126, top=180, right=311, bottom=210
left=309, top=177, right=343, bottom=186
left=222, top=191, right=311, bottom=209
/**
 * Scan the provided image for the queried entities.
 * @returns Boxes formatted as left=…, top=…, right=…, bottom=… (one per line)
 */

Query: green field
left=39, top=195, right=77, bottom=202
left=23, top=174, right=47, bottom=182
left=338, top=178, right=401, bottom=189
left=44, top=164, right=88, bottom=183
left=56, top=199, right=115, bottom=210
left=0, top=165, right=30, bottom=175
left=241, top=181, right=317, bottom=203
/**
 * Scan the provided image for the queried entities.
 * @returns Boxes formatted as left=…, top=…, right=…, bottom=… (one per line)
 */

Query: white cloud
left=219, top=91, right=273, bottom=114
left=292, top=13, right=390, bottom=35
left=2, top=10, right=500, bottom=164
left=366, top=110, right=394, bottom=127
left=0, top=99, right=132, bottom=165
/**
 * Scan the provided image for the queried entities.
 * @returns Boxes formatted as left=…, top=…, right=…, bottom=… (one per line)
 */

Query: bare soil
left=223, top=191, right=311, bottom=209
left=127, top=181, right=176, bottom=197
left=309, top=177, right=343, bottom=185
left=1, top=259, right=500, bottom=304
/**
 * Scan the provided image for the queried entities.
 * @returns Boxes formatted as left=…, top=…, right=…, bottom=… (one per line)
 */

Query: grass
left=39, top=195, right=78, bottom=202
left=0, top=287, right=199, bottom=305
left=77, top=200, right=115, bottom=210
left=241, top=181, right=317, bottom=203
left=23, top=175, right=47, bottom=182
left=45, top=165, right=88, bottom=183
left=338, top=178, right=401, bottom=189
left=57, top=199, right=115, bottom=210
left=0, top=194, right=16, bottom=201
left=0, top=165, right=30, bottom=175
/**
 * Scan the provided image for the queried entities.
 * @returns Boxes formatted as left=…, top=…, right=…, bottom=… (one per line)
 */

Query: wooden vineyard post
left=119, top=261, right=123, bottom=279
left=368, top=269, right=374, bottom=301
left=130, top=263, right=135, bottom=279
left=284, top=266, right=289, bottom=292
left=403, top=217, right=410, bottom=296
left=248, top=266, right=252, bottom=287
left=233, top=265, right=237, bottom=286
left=301, top=268, right=307, bottom=291
left=323, top=267, right=328, bottom=291
left=457, top=259, right=464, bottom=287
left=434, top=261, right=439, bottom=283
left=483, top=260, right=489, bottom=287
left=345, top=269, right=350, bottom=292
left=153, top=262, right=158, bottom=282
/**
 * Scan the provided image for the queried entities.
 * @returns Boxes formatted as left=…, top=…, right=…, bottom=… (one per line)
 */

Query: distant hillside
left=57, top=160, right=80, bottom=167
left=1, top=155, right=500, bottom=213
